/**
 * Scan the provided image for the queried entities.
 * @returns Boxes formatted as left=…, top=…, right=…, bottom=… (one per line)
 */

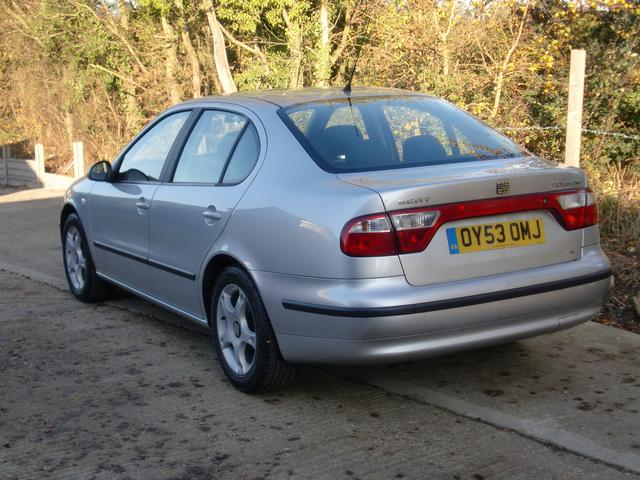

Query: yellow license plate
left=446, top=218, right=545, bottom=254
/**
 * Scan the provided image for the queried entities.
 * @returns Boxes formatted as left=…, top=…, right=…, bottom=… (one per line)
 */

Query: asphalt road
left=1, top=186, right=639, bottom=479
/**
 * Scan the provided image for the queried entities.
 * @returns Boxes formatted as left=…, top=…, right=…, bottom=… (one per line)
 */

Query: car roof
left=177, top=87, right=429, bottom=109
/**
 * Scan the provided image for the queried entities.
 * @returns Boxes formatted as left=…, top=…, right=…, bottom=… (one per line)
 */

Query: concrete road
left=1, top=186, right=639, bottom=479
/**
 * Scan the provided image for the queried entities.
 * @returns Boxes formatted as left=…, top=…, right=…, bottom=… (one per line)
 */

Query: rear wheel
left=211, top=267, right=294, bottom=393
left=62, top=213, right=111, bottom=302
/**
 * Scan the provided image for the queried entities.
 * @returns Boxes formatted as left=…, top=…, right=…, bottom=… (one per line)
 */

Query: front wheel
left=62, top=213, right=111, bottom=302
left=211, top=267, right=295, bottom=393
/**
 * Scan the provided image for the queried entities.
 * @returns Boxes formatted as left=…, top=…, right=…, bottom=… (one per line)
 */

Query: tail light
left=341, top=189, right=598, bottom=257
left=341, top=210, right=441, bottom=256
left=391, top=210, right=440, bottom=253
left=556, top=190, right=598, bottom=229
left=340, top=214, right=397, bottom=256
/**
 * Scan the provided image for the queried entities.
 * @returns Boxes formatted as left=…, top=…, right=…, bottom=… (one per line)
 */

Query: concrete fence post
left=72, top=141, right=85, bottom=178
left=564, top=49, right=586, bottom=167
left=34, top=143, right=45, bottom=187
left=2, top=145, right=9, bottom=186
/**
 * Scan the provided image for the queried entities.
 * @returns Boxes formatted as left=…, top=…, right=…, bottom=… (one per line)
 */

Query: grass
left=587, top=164, right=640, bottom=332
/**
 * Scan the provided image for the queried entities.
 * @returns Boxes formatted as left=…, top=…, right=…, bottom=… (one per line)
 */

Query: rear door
left=147, top=108, right=262, bottom=318
left=90, top=110, right=191, bottom=292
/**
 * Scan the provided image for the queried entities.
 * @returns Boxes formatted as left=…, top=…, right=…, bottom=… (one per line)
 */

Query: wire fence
left=497, top=125, right=640, bottom=141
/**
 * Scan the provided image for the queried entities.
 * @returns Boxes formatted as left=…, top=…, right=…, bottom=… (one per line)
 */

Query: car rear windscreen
left=280, top=96, right=528, bottom=173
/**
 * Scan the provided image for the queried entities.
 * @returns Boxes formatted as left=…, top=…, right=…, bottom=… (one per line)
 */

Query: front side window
left=172, top=110, right=247, bottom=183
left=282, top=96, right=527, bottom=173
left=117, top=111, right=190, bottom=182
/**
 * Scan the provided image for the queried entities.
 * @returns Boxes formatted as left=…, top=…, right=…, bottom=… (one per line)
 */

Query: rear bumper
left=282, top=269, right=610, bottom=318
left=253, top=244, right=611, bottom=364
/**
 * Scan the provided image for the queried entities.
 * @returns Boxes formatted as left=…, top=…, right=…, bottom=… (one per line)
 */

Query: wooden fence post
left=564, top=49, right=586, bottom=167
left=2, top=145, right=9, bottom=186
left=34, top=143, right=45, bottom=187
left=72, top=141, right=85, bottom=178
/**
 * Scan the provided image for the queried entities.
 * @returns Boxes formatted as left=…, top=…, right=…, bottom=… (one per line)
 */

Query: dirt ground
left=1, top=186, right=640, bottom=479
left=2, top=269, right=639, bottom=480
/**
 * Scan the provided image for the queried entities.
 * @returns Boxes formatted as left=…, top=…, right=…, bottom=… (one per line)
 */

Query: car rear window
left=280, top=96, right=527, bottom=173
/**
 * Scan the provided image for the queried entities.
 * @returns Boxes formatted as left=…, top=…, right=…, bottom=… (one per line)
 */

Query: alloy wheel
left=216, top=283, right=257, bottom=376
left=65, top=226, right=87, bottom=291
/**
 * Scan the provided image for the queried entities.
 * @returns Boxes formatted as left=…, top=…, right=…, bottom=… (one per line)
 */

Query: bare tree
left=432, top=0, right=460, bottom=77
left=161, top=15, right=182, bottom=103
left=316, top=0, right=331, bottom=87
left=175, top=0, right=202, bottom=98
left=283, top=7, right=303, bottom=89
left=488, top=0, right=531, bottom=120
left=202, top=0, right=236, bottom=94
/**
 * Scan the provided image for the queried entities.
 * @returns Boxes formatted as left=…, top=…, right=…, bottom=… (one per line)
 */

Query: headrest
left=402, top=134, right=447, bottom=164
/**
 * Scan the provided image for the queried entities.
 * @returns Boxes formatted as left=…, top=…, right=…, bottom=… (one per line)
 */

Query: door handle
left=202, top=206, right=222, bottom=223
left=136, top=197, right=150, bottom=210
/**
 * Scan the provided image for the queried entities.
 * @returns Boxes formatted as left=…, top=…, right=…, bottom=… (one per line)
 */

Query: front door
left=90, top=111, right=191, bottom=292
left=147, top=109, right=261, bottom=318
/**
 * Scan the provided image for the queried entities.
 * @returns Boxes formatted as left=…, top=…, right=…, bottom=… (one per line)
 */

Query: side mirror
left=88, top=160, right=112, bottom=182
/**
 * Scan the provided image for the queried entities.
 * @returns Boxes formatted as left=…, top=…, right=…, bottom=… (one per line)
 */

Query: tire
left=211, top=266, right=295, bottom=393
left=61, top=213, right=111, bottom=302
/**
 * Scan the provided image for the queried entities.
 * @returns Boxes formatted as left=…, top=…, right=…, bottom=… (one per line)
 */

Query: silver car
left=60, top=87, right=612, bottom=392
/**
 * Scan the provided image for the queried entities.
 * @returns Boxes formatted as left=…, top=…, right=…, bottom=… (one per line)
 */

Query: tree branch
left=5, top=2, right=45, bottom=48
left=90, top=63, right=144, bottom=90
left=331, top=2, right=352, bottom=65
left=73, top=1, right=148, bottom=74
left=217, top=22, right=269, bottom=71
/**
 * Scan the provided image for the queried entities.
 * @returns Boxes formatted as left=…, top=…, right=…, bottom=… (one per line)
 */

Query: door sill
left=96, top=271, right=208, bottom=327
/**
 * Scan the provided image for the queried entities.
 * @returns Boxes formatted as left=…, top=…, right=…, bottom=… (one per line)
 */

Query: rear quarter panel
left=205, top=107, right=404, bottom=280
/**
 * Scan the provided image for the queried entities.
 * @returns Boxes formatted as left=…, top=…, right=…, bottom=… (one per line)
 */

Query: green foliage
left=0, top=0, right=637, bottom=173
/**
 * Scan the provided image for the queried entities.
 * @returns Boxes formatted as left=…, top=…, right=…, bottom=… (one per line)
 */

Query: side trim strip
left=93, top=240, right=146, bottom=263
left=93, top=241, right=196, bottom=281
left=147, top=259, right=196, bottom=281
left=282, top=269, right=612, bottom=318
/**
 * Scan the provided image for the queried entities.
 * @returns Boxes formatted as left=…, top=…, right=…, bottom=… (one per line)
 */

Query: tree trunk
left=161, top=15, right=181, bottom=104
left=283, top=8, right=302, bottom=89
left=117, top=0, right=128, bottom=29
left=433, top=0, right=458, bottom=77
left=182, top=30, right=202, bottom=98
left=116, top=0, right=140, bottom=135
left=203, top=1, right=237, bottom=94
left=489, top=0, right=530, bottom=120
left=491, top=70, right=506, bottom=119
left=175, top=0, right=201, bottom=98
left=316, top=0, right=331, bottom=87
left=330, top=2, right=352, bottom=80
left=123, top=80, right=141, bottom=135
left=64, top=110, right=75, bottom=148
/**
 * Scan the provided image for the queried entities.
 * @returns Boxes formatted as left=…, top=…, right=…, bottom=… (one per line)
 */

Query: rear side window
left=173, top=110, right=246, bottom=183
left=281, top=96, right=527, bottom=173
left=288, top=109, right=314, bottom=133
left=222, top=123, right=260, bottom=184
